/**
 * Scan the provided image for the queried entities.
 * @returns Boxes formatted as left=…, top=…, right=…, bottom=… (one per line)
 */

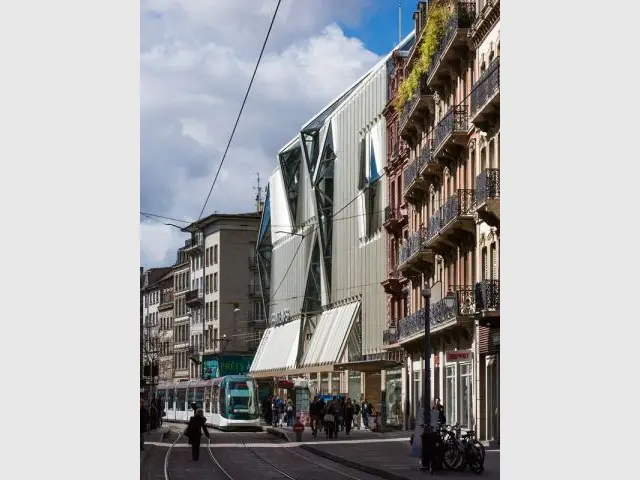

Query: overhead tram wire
left=195, top=0, right=282, bottom=222
left=140, top=212, right=191, bottom=224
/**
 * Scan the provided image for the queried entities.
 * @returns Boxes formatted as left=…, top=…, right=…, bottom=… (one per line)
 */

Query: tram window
left=226, top=380, right=257, bottom=415
left=176, top=389, right=186, bottom=410
left=219, top=386, right=226, bottom=415
left=205, top=388, right=211, bottom=412
left=212, top=386, right=219, bottom=414
left=168, top=390, right=174, bottom=409
left=195, top=388, right=204, bottom=410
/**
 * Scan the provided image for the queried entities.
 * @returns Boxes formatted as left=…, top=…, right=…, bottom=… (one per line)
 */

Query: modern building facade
left=251, top=34, right=417, bottom=410
left=182, top=213, right=264, bottom=379
left=383, top=0, right=499, bottom=442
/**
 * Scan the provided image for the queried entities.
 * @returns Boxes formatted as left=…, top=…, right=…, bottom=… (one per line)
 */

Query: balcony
left=185, top=288, right=204, bottom=307
left=475, top=168, right=500, bottom=227
left=470, top=58, right=500, bottom=130
left=383, top=325, right=399, bottom=347
left=397, top=286, right=477, bottom=343
left=397, top=228, right=435, bottom=275
left=402, top=159, right=425, bottom=202
left=417, top=139, right=441, bottom=180
left=424, top=189, right=476, bottom=254
left=249, top=255, right=259, bottom=270
left=183, top=232, right=204, bottom=256
left=248, top=284, right=263, bottom=297
left=399, top=75, right=434, bottom=142
left=383, top=206, right=408, bottom=235
left=189, top=345, right=202, bottom=363
left=158, top=292, right=174, bottom=311
left=475, top=279, right=500, bottom=313
left=403, top=141, right=441, bottom=203
left=246, top=311, right=267, bottom=327
left=426, top=2, right=476, bottom=90
left=381, top=267, right=403, bottom=295
left=432, top=104, right=470, bottom=160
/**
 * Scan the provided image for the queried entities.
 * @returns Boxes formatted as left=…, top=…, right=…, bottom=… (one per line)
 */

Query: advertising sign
left=202, top=354, right=254, bottom=379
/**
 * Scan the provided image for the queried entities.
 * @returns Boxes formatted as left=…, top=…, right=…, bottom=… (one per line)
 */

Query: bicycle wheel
left=442, top=442, right=461, bottom=470
left=466, top=443, right=484, bottom=475
left=453, top=443, right=468, bottom=472
left=471, top=440, right=485, bottom=462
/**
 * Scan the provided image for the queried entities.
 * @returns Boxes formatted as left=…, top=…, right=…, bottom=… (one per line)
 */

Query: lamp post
left=419, top=284, right=435, bottom=471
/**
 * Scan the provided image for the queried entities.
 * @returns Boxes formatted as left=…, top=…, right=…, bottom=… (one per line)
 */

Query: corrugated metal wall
left=331, top=65, right=388, bottom=357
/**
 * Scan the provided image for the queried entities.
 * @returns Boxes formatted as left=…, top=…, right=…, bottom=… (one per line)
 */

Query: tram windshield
left=225, top=378, right=258, bottom=417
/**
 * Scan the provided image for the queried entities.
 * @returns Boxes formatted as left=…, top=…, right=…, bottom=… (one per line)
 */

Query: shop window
left=445, top=364, right=457, bottom=425
left=459, top=362, right=473, bottom=428
left=385, top=369, right=403, bottom=425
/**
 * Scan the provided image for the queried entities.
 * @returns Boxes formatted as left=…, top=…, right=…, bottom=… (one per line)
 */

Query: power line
left=140, top=212, right=191, bottom=225
left=196, top=0, right=282, bottom=222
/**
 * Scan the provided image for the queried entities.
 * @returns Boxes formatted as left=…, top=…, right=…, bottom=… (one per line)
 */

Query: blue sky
left=340, top=0, right=417, bottom=55
left=140, top=0, right=419, bottom=268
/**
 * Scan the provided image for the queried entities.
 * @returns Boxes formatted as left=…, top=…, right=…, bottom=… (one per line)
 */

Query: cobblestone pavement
left=300, top=441, right=500, bottom=480
left=142, top=429, right=386, bottom=480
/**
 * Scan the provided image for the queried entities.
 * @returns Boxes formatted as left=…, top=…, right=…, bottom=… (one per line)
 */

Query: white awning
left=301, top=301, right=361, bottom=368
left=249, top=319, right=301, bottom=373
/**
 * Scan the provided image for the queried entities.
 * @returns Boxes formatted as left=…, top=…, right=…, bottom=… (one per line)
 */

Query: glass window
left=459, top=363, right=473, bottom=428
left=348, top=372, right=361, bottom=401
left=320, top=374, right=329, bottom=394
left=225, top=379, right=259, bottom=419
left=205, top=387, right=211, bottom=413
left=212, top=386, right=219, bottom=414
left=168, top=389, right=174, bottom=409
left=331, top=374, right=341, bottom=395
left=195, top=387, right=205, bottom=410
left=385, top=369, right=402, bottom=425
left=176, top=389, right=186, bottom=411
left=445, top=365, right=457, bottom=425
left=412, top=368, right=421, bottom=421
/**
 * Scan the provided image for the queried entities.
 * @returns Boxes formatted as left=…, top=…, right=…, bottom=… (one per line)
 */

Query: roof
left=182, top=212, right=262, bottom=232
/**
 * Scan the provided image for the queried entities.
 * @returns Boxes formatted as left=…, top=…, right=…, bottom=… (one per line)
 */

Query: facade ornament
left=468, top=138, right=476, bottom=153
left=432, top=91, right=441, bottom=104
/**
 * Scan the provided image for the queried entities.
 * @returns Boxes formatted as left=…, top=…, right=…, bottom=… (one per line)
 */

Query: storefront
left=443, top=350, right=474, bottom=429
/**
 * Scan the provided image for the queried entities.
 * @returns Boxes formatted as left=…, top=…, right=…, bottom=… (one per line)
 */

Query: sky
left=140, top=0, right=419, bottom=268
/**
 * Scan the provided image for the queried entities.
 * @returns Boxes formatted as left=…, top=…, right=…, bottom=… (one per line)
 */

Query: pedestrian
left=353, top=400, right=361, bottom=429
left=361, top=399, right=371, bottom=429
left=185, top=408, right=210, bottom=461
left=433, top=398, right=446, bottom=425
left=286, top=400, right=294, bottom=427
left=140, top=399, right=149, bottom=451
left=156, top=397, right=164, bottom=427
left=344, top=399, right=354, bottom=437
left=324, top=400, right=336, bottom=439
left=149, top=402, right=158, bottom=430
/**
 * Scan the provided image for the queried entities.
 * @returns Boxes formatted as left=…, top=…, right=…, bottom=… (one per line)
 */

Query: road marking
left=146, top=437, right=410, bottom=448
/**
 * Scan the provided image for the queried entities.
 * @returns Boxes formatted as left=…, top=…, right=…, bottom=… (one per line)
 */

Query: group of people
left=140, top=397, right=165, bottom=451
left=262, top=395, right=295, bottom=427
left=309, top=396, right=375, bottom=439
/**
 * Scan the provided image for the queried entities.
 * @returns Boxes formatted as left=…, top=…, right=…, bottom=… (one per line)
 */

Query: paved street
left=142, top=427, right=499, bottom=480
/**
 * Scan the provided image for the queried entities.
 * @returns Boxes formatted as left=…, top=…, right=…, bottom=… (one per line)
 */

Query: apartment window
left=214, top=301, right=218, bottom=320
left=205, top=248, right=210, bottom=266
left=214, top=245, right=218, bottom=264
left=214, top=272, right=218, bottom=292
left=253, top=301, right=264, bottom=321
left=490, top=242, right=498, bottom=279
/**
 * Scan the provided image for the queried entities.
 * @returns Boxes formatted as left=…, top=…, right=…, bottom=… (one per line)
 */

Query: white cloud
left=140, top=0, right=380, bottom=267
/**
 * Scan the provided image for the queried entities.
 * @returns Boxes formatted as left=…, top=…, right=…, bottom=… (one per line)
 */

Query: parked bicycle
left=414, top=423, right=485, bottom=475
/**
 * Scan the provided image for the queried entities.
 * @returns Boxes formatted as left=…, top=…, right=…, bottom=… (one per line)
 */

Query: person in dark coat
left=140, top=399, right=149, bottom=451
left=344, top=398, right=355, bottom=436
left=186, top=408, right=210, bottom=461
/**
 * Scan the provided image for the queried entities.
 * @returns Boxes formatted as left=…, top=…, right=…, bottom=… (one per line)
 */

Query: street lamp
left=444, top=290, right=456, bottom=310
left=419, top=284, right=436, bottom=470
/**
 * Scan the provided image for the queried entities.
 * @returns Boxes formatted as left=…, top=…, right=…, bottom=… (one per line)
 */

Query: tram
left=155, top=375, right=261, bottom=431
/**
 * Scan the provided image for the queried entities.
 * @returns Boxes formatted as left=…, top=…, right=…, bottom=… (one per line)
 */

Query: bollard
left=293, top=417, right=304, bottom=442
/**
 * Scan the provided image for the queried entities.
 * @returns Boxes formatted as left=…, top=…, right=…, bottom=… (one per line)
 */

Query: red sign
left=293, top=423, right=304, bottom=433
left=445, top=351, right=472, bottom=362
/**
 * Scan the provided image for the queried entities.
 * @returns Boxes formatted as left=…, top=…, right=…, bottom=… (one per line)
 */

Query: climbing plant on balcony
left=395, top=0, right=452, bottom=111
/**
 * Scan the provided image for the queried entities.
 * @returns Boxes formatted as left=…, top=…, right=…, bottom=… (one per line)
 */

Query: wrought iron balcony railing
left=403, top=160, right=419, bottom=193
left=383, top=328, right=399, bottom=346
left=399, top=75, right=430, bottom=131
left=475, top=279, right=500, bottom=311
left=470, top=57, right=500, bottom=119
left=398, top=228, right=427, bottom=265
left=442, top=189, right=476, bottom=227
left=159, top=292, right=174, bottom=307
left=434, top=104, right=469, bottom=154
left=426, top=2, right=477, bottom=81
left=475, top=169, right=500, bottom=204
left=397, top=285, right=477, bottom=341
left=426, top=209, right=443, bottom=241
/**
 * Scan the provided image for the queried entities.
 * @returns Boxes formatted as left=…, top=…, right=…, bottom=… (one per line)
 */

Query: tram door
left=211, top=385, right=220, bottom=425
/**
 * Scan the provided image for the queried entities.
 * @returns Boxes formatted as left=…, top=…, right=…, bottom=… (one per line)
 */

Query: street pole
left=199, top=229, right=205, bottom=379
left=420, top=285, right=432, bottom=469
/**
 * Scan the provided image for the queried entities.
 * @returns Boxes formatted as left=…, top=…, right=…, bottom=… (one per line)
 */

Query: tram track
left=164, top=433, right=383, bottom=480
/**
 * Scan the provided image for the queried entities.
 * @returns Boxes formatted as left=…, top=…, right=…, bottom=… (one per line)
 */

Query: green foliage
left=395, top=1, right=452, bottom=111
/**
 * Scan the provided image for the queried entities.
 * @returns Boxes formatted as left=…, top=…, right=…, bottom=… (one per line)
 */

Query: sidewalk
left=265, top=425, right=410, bottom=443
left=299, top=440, right=500, bottom=480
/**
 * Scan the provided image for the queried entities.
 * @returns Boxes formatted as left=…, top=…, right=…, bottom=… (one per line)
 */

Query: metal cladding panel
left=269, top=170, right=291, bottom=244
left=249, top=319, right=301, bottom=373
left=301, top=301, right=360, bottom=367
left=296, top=143, right=318, bottom=227
left=331, top=64, right=388, bottom=357
left=270, top=227, right=315, bottom=315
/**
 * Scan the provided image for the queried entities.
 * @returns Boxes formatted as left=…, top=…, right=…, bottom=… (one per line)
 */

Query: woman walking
left=185, top=408, right=210, bottom=461
left=344, top=399, right=354, bottom=437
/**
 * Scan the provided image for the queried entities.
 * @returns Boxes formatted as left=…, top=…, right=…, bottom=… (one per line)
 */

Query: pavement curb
left=299, top=444, right=413, bottom=480
left=265, top=426, right=291, bottom=442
